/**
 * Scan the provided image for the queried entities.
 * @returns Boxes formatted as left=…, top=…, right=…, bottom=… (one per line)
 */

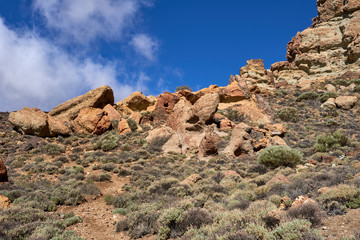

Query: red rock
left=153, top=92, right=180, bottom=125
left=93, top=115, right=111, bottom=135
left=219, top=81, right=247, bottom=103
left=103, top=104, right=121, bottom=121
left=175, top=89, right=200, bottom=104
left=199, top=132, right=221, bottom=157
left=116, top=92, right=154, bottom=112
left=72, top=107, right=110, bottom=135
left=118, top=119, right=131, bottom=135
left=0, top=157, right=8, bottom=182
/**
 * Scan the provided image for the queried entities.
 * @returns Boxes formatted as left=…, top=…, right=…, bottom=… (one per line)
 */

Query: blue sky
left=0, top=0, right=317, bottom=111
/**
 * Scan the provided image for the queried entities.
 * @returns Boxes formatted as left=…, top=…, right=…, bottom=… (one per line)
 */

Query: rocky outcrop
left=199, top=131, right=221, bottom=157
left=9, top=107, right=70, bottom=137
left=0, top=157, right=8, bottom=182
left=239, top=59, right=275, bottom=93
left=49, top=85, right=114, bottom=122
left=118, top=119, right=131, bottom=135
left=72, top=108, right=111, bottom=135
left=116, top=92, right=154, bottom=112
left=0, top=195, right=10, bottom=209
left=272, top=0, right=360, bottom=83
left=103, top=104, right=122, bottom=122
left=153, top=92, right=180, bottom=125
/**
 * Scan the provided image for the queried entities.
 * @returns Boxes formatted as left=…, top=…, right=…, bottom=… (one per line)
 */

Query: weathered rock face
left=239, top=59, right=275, bottom=93
left=335, top=96, right=358, bottom=109
left=219, top=81, right=248, bottom=103
left=116, top=92, right=154, bottom=112
left=103, top=104, right=121, bottom=122
left=118, top=119, right=131, bottom=135
left=272, top=0, right=360, bottom=83
left=9, top=108, right=70, bottom=137
left=49, top=85, right=114, bottom=122
left=199, top=131, right=221, bottom=157
left=72, top=108, right=111, bottom=135
left=0, top=157, right=8, bottom=182
left=153, top=92, right=180, bottom=125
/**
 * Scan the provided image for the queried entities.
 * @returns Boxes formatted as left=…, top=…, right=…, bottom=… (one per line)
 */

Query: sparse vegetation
left=175, top=85, right=192, bottom=92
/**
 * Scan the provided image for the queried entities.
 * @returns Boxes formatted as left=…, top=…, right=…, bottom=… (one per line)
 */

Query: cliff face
left=271, top=0, right=360, bottom=83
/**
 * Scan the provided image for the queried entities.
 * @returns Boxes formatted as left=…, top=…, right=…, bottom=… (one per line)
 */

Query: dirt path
left=58, top=175, right=131, bottom=240
left=318, top=208, right=360, bottom=240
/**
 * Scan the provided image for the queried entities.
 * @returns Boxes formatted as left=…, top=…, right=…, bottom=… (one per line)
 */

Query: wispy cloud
left=33, top=0, right=142, bottom=44
left=130, top=34, right=158, bottom=61
left=0, top=18, right=140, bottom=112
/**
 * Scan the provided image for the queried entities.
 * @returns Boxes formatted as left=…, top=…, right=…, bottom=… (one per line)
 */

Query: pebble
left=322, top=226, right=327, bottom=230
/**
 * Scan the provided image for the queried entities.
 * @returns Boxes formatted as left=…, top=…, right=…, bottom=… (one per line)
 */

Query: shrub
left=314, top=130, right=351, bottom=152
left=287, top=202, right=324, bottom=226
left=43, top=144, right=64, bottom=155
left=65, top=216, right=83, bottom=227
left=296, top=92, right=319, bottom=102
left=270, top=219, right=323, bottom=240
left=175, top=85, right=192, bottom=92
left=218, top=108, right=245, bottom=123
left=320, top=92, right=337, bottom=103
left=275, top=107, right=299, bottom=123
left=93, top=131, right=120, bottom=151
left=127, top=118, right=138, bottom=132
left=317, top=184, right=360, bottom=211
left=257, top=146, right=302, bottom=169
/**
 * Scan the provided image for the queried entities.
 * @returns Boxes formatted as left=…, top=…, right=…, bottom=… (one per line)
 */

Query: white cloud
left=0, top=18, right=144, bottom=112
left=130, top=34, right=158, bottom=60
left=33, top=0, right=142, bottom=44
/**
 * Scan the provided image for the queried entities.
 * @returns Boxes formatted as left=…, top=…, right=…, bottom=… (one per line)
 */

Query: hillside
left=1, top=1, right=360, bottom=240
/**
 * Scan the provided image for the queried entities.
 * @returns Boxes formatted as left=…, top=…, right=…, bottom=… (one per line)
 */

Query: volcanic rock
left=153, top=92, right=180, bottom=125
left=9, top=107, right=69, bottom=137
left=0, top=157, right=8, bottom=182
left=335, top=96, right=358, bottom=109
left=272, top=0, right=360, bottom=83
left=199, top=131, right=221, bottom=157
left=222, top=124, right=254, bottom=157
left=116, top=92, right=154, bottom=112
left=103, top=104, right=121, bottom=122
left=118, top=119, right=131, bottom=135
left=72, top=107, right=111, bottom=135
left=49, top=85, right=114, bottom=122
left=0, top=195, right=10, bottom=208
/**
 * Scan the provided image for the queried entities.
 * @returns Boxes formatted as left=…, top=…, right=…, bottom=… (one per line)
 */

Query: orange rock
left=72, top=107, right=110, bottom=135
left=291, top=195, right=316, bottom=207
left=129, top=112, right=143, bottom=124
left=118, top=119, right=131, bottom=135
left=219, top=81, right=247, bottom=103
left=0, top=195, right=10, bottom=209
left=103, top=104, right=121, bottom=121
left=181, top=174, right=202, bottom=186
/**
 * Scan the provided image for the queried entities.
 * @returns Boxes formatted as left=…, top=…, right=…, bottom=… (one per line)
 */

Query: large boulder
left=199, top=131, right=221, bottom=157
left=219, top=81, right=247, bottom=103
left=335, top=96, right=358, bottom=109
left=9, top=108, right=69, bottom=137
left=0, top=157, right=8, bottom=182
left=72, top=107, right=111, bottom=135
left=49, top=85, right=114, bottom=122
left=116, top=92, right=154, bottom=112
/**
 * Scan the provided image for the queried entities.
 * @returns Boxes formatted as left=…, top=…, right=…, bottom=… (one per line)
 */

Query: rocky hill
left=0, top=1, right=360, bottom=240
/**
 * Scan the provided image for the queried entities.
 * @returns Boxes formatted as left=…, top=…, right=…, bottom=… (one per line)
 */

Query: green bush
left=43, top=143, right=65, bottom=155
left=320, top=92, right=337, bottom=103
left=65, top=216, right=83, bottom=227
left=317, top=184, right=360, bottom=210
left=218, top=108, right=244, bottom=123
left=275, top=107, right=299, bottom=123
left=257, top=146, right=302, bottom=169
left=93, top=131, right=120, bottom=151
left=270, top=219, right=323, bottom=240
left=296, top=92, right=319, bottom=102
left=314, top=130, right=351, bottom=152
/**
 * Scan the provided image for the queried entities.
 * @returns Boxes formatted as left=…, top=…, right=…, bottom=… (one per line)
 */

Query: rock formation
left=9, top=107, right=70, bottom=137
left=271, top=0, right=360, bottom=84
left=49, top=85, right=114, bottom=122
